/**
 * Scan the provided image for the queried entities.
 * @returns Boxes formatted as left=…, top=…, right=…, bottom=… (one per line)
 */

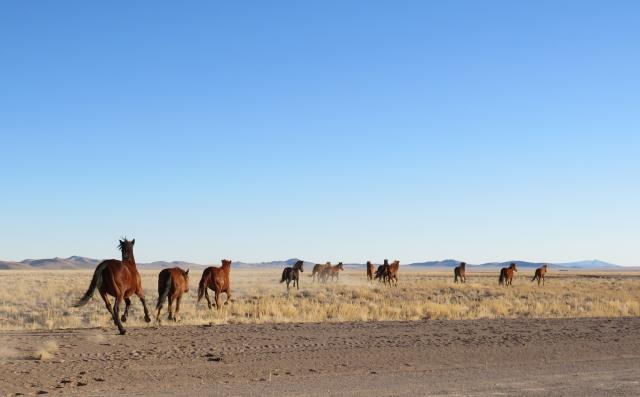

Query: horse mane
left=118, top=237, right=135, bottom=261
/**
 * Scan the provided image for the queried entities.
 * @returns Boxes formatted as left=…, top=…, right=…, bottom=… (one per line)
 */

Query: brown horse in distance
left=74, top=238, right=151, bottom=335
left=531, top=264, right=548, bottom=286
left=499, top=263, right=518, bottom=286
left=366, top=261, right=376, bottom=282
left=156, top=267, right=190, bottom=323
left=454, top=262, right=466, bottom=283
left=387, top=260, right=400, bottom=286
left=321, top=262, right=344, bottom=282
left=198, top=259, right=232, bottom=310
left=311, top=262, right=331, bottom=283
left=281, top=260, right=304, bottom=292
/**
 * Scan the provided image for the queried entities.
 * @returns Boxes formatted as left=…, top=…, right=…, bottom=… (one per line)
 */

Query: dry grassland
left=0, top=268, right=638, bottom=331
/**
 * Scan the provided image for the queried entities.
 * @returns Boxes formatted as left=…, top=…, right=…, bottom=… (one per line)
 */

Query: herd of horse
left=74, top=238, right=549, bottom=335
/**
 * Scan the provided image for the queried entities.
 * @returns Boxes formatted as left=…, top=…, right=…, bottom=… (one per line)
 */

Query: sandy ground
left=1, top=317, right=639, bottom=396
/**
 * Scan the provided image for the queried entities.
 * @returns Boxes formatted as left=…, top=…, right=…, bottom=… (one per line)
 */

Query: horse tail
left=499, top=270, right=505, bottom=285
left=280, top=269, right=287, bottom=283
left=156, top=270, right=172, bottom=310
left=74, top=261, right=108, bottom=307
left=531, top=273, right=537, bottom=282
left=197, top=269, right=210, bottom=303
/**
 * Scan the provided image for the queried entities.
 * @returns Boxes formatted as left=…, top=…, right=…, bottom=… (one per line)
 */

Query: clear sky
left=1, top=1, right=638, bottom=266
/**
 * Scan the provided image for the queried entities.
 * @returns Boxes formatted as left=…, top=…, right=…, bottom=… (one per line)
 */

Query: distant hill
left=0, top=257, right=627, bottom=270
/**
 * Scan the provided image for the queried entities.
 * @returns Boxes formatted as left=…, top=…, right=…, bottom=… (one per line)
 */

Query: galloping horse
left=198, top=259, right=232, bottom=310
left=321, top=262, right=344, bottom=282
left=387, top=260, right=400, bottom=286
left=74, top=238, right=151, bottom=335
left=366, top=261, right=376, bottom=282
left=454, top=262, right=466, bottom=283
left=374, top=260, right=391, bottom=284
left=531, top=264, right=548, bottom=286
left=499, top=263, right=518, bottom=286
left=156, top=267, right=190, bottom=323
left=281, top=260, right=304, bottom=291
left=311, top=262, right=331, bottom=283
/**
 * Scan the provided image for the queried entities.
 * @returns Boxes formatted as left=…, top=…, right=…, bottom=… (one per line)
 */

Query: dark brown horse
left=387, top=260, right=400, bottom=286
left=366, top=261, right=376, bottom=282
left=531, top=264, right=548, bottom=286
left=454, top=262, right=466, bottom=283
left=281, top=260, right=304, bottom=291
left=74, top=238, right=151, bottom=335
left=156, top=267, right=190, bottom=323
left=374, top=260, right=391, bottom=284
left=198, top=259, right=232, bottom=310
left=321, top=262, right=344, bottom=282
left=311, top=262, right=331, bottom=283
left=499, top=263, right=518, bottom=286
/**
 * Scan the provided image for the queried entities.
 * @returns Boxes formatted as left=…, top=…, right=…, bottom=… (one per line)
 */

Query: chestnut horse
left=198, top=259, right=232, bottom=310
left=454, top=262, right=466, bottom=283
left=387, top=260, right=400, bottom=286
left=311, top=262, right=331, bottom=283
left=74, top=238, right=151, bottom=335
left=366, top=261, right=376, bottom=282
left=156, top=267, right=190, bottom=323
left=281, top=260, right=304, bottom=291
left=499, top=263, right=518, bottom=286
left=531, top=264, right=548, bottom=286
left=321, top=262, right=344, bottom=282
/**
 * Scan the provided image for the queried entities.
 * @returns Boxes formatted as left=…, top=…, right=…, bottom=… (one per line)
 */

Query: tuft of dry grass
left=33, top=340, right=58, bottom=360
left=0, top=269, right=638, bottom=331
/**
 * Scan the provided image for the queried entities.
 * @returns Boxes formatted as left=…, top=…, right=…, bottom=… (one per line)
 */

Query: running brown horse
left=198, top=259, right=232, bottom=310
left=321, top=262, right=344, bottom=282
left=531, top=264, right=548, bottom=286
left=499, top=263, right=518, bottom=286
left=374, top=260, right=391, bottom=284
left=454, top=262, right=466, bottom=283
left=366, top=261, right=376, bottom=282
left=281, top=260, right=304, bottom=292
left=311, top=262, right=331, bottom=283
left=74, top=238, right=151, bottom=335
left=387, top=260, right=400, bottom=286
left=156, top=267, right=190, bottom=323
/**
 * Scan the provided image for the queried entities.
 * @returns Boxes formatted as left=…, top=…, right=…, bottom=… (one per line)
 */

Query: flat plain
left=1, top=268, right=639, bottom=396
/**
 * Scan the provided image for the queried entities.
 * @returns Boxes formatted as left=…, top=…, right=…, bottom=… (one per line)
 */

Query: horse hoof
left=121, top=316, right=127, bottom=323
left=144, top=316, right=151, bottom=323
left=119, top=329, right=127, bottom=335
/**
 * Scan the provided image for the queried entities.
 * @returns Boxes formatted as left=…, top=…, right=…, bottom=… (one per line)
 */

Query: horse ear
left=185, top=269, right=189, bottom=275
left=131, top=239, right=135, bottom=245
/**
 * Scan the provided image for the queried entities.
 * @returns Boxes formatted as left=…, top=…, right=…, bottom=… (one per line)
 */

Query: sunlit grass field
left=0, top=268, right=638, bottom=331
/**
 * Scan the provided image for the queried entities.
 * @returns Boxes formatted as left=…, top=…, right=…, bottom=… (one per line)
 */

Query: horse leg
left=286, top=279, right=290, bottom=292
left=99, top=290, right=114, bottom=318
left=224, top=289, right=232, bottom=305
left=121, top=297, right=131, bottom=323
left=135, top=291, right=152, bottom=323
left=175, top=296, right=182, bottom=322
left=167, top=296, right=174, bottom=321
left=113, top=295, right=126, bottom=335
left=204, top=288, right=212, bottom=309
left=214, top=290, right=221, bottom=310
left=296, top=277, right=300, bottom=290
left=156, top=304, right=162, bottom=324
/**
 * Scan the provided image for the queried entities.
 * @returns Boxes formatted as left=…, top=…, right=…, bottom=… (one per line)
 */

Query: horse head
left=118, top=237, right=136, bottom=261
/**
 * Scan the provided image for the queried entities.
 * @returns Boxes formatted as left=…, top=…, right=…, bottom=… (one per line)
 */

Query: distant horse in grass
left=281, top=260, right=304, bottom=292
left=366, top=261, right=376, bottom=282
left=311, top=262, right=331, bottom=283
left=387, top=260, right=400, bottom=286
left=156, top=267, right=190, bottom=323
left=454, top=262, right=466, bottom=283
left=531, top=264, right=548, bottom=286
left=198, top=259, right=232, bottom=310
left=74, top=238, right=151, bottom=335
left=322, top=262, right=344, bottom=282
left=499, top=263, right=518, bottom=286
left=374, top=260, right=391, bottom=284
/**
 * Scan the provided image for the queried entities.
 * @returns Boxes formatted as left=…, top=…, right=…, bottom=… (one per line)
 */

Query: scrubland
left=0, top=268, right=638, bottom=331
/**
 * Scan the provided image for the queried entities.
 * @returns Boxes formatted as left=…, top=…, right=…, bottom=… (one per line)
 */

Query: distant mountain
left=0, top=257, right=627, bottom=270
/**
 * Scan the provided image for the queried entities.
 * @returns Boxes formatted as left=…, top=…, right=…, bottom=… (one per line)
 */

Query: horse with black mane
left=281, top=260, right=304, bottom=291
left=366, top=261, right=376, bottom=282
left=74, top=238, right=151, bottom=335
left=198, top=259, right=232, bottom=310
left=374, top=260, right=391, bottom=284
left=311, top=262, right=331, bottom=283
left=156, top=267, right=190, bottom=323
left=499, top=263, right=518, bottom=286
left=321, top=262, right=344, bottom=282
left=454, top=262, right=466, bottom=283
left=386, top=260, right=400, bottom=286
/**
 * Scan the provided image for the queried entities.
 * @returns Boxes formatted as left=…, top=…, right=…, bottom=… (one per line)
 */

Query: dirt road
left=2, top=317, right=639, bottom=396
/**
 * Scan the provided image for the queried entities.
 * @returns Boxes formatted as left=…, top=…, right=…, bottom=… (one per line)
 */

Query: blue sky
left=1, top=1, right=638, bottom=265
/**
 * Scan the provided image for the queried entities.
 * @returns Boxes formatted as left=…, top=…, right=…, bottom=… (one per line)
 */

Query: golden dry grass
left=0, top=268, right=638, bottom=331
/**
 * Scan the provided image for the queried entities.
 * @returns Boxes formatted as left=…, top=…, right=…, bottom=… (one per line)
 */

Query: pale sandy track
left=1, top=317, right=639, bottom=396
